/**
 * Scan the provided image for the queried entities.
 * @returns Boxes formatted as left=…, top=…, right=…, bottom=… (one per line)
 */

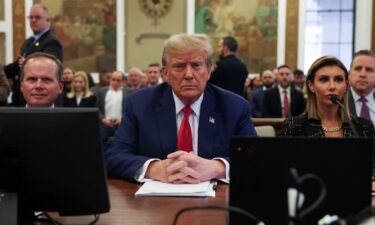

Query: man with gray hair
left=127, top=67, right=145, bottom=91
left=106, top=33, right=256, bottom=184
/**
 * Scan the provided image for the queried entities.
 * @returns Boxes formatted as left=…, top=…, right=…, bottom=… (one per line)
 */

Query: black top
left=281, top=113, right=375, bottom=137
left=63, top=94, right=96, bottom=107
left=209, top=54, right=248, bottom=96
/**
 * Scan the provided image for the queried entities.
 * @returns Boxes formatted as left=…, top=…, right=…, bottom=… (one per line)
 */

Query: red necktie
left=283, top=90, right=289, bottom=118
left=359, top=97, right=370, bottom=120
left=177, top=106, right=193, bottom=152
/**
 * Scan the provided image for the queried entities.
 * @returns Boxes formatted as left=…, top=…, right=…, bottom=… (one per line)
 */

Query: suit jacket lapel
left=274, top=88, right=282, bottom=117
left=156, top=86, right=177, bottom=156
left=290, top=89, right=297, bottom=115
left=198, top=89, right=216, bottom=158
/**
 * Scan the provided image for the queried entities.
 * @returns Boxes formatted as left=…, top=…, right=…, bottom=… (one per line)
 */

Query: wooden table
left=39, top=180, right=375, bottom=225
left=47, top=179, right=228, bottom=225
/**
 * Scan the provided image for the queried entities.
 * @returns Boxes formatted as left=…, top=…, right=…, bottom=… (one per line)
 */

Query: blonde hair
left=306, top=56, right=349, bottom=122
left=162, top=33, right=214, bottom=71
left=67, top=71, right=93, bottom=98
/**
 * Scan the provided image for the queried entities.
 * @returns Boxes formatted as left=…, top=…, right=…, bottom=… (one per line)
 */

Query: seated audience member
left=348, top=50, right=375, bottom=125
left=96, top=71, right=132, bottom=145
left=146, top=63, right=161, bottom=87
left=281, top=56, right=375, bottom=137
left=20, top=52, right=63, bottom=108
left=0, top=64, right=10, bottom=106
left=63, top=71, right=96, bottom=107
left=54, top=67, right=74, bottom=106
left=251, top=70, right=275, bottom=117
left=262, top=64, right=305, bottom=118
left=127, top=67, right=145, bottom=91
left=292, top=69, right=305, bottom=91
left=106, top=33, right=257, bottom=184
left=62, top=67, right=74, bottom=93
left=91, top=70, right=112, bottom=97
left=243, top=76, right=261, bottom=101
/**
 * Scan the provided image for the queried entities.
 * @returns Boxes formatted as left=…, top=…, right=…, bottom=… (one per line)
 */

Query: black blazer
left=4, top=29, right=63, bottom=106
left=209, top=55, right=248, bottom=96
left=281, top=113, right=375, bottom=137
left=63, top=94, right=96, bottom=107
left=4, top=29, right=63, bottom=77
left=261, top=86, right=306, bottom=118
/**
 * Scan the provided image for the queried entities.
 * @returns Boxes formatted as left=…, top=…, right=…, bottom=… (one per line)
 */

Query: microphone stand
left=330, top=96, right=359, bottom=137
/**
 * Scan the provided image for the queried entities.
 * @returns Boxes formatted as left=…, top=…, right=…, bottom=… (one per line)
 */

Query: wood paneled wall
left=12, top=0, right=26, bottom=61
left=285, top=0, right=299, bottom=69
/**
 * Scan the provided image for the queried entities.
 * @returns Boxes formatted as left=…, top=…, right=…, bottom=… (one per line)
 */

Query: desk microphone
left=330, top=95, right=359, bottom=137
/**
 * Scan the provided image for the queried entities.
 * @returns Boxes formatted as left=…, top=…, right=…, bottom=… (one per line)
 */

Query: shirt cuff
left=134, top=158, right=160, bottom=183
left=213, top=157, right=230, bottom=183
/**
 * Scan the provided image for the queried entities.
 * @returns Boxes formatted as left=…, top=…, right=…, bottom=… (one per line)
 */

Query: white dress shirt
left=76, top=92, right=83, bottom=106
left=105, top=87, right=123, bottom=120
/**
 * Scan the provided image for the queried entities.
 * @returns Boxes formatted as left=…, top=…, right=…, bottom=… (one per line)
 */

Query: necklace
left=322, top=124, right=342, bottom=132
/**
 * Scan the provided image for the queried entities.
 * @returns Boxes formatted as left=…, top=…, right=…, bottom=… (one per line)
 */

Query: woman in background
left=281, top=56, right=374, bottom=137
left=64, top=71, right=96, bottom=107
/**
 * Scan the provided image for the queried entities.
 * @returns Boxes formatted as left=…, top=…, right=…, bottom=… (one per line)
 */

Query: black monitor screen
left=230, top=137, right=373, bottom=225
left=0, top=107, right=110, bottom=220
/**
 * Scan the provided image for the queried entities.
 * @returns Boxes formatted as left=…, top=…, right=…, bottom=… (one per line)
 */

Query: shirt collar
left=33, top=28, right=49, bottom=41
left=351, top=87, right=374, bottom=103
left=278, top=85, right=290, bottom=93
left=173, top=92, right=204, bottom=117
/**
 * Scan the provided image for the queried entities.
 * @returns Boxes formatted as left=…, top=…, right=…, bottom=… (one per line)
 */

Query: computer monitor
left=230, top=137, right=373, bottom=225
left=0, top=107, right=110, bottom=222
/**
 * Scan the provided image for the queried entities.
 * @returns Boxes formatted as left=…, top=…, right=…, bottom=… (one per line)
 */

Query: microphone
left=330, top=95, right=359, bottom=137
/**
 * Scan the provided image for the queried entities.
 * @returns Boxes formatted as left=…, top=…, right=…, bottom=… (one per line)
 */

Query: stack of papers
left=135, top=180, right=216, bottom=197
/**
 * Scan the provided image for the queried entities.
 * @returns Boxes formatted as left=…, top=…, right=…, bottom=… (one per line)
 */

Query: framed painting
left=195, top=0, right=278, bottom=73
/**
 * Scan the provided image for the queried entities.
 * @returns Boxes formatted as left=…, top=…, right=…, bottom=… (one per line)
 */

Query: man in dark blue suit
left=262, top=65, right=306, bottom=118
left=348, top=50, right=375, bottom=125
left=4, top=4, right=62, bottom=106
left=106, top=33, right=256, bottom=184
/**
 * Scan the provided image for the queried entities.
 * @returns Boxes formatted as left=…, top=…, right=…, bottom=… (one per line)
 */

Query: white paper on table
left=135, top=180, right=216, bottom=197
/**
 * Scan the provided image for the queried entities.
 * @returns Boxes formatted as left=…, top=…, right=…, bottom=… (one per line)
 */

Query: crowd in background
left=1, top=4, right=375, bottom=148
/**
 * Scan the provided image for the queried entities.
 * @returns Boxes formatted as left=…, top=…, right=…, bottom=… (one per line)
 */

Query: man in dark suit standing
left=106, top=33, right=256, bottom=183
left=209, top=36, right=248, bottom=96
left=348, top=50, right=375, bottom=125
left=4, top=4, right=62, bottom=106
left=262, top=65, right=305, bottom=118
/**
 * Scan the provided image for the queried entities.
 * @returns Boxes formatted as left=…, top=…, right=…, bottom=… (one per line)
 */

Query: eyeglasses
left=27, top=15, right=45, bottom=21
